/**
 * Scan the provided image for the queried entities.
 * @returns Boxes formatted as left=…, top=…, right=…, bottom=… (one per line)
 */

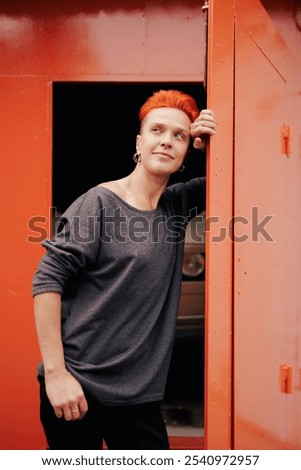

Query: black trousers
left=38, top=376, right=170, bottom=450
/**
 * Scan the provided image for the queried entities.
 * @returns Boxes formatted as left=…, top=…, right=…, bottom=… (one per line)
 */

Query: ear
left=136, top=134, right=141, bottom=153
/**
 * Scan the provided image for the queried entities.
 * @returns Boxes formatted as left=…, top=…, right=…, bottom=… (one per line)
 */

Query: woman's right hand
left=45, top=368, right=88, bottom=421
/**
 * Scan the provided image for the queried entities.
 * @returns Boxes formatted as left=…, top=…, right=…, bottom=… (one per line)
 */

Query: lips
left=153, top=151, right=174, bottom=159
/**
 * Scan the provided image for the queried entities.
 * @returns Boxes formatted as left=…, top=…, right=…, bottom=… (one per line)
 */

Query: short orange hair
left=139, top=89, right=200, bottom=124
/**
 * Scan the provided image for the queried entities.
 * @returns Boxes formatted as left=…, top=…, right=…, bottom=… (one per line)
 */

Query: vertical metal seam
left=231, top=4, right=236, bottom=450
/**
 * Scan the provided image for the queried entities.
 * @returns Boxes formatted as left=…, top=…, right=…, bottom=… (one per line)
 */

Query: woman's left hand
left=190, top=109, right=217, bottom=150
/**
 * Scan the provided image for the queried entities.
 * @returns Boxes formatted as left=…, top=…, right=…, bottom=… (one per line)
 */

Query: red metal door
left=233, top=0, right=300, bottom=449
left=205, top=0, right=300, bottom=449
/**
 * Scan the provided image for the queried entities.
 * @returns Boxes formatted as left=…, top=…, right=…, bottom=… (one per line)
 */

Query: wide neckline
left=96, top=185, right=163, bottom=215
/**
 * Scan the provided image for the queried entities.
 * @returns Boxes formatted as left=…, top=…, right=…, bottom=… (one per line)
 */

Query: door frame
left=204, top=0, right=235, bottom=449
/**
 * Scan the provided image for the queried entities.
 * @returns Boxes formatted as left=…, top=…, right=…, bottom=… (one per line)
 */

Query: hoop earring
left=133, top=152, right=141, bottom=163
left=179, top=164, right=185, bottom=172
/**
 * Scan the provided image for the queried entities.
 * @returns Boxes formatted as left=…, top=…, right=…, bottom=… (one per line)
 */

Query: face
left=136, top=107, right=191, bottom=176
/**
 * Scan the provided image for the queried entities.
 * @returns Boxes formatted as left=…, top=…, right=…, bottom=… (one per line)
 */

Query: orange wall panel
left=0, top=0, right=206, bottom=81
left=0, top=77, right=51, bottom=449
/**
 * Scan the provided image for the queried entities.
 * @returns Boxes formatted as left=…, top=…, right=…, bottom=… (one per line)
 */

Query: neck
left=121, top=166, right=170, bottom=210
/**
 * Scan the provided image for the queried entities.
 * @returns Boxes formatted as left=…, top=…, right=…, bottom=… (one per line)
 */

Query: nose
left=160, top=132, right=172, bottom=147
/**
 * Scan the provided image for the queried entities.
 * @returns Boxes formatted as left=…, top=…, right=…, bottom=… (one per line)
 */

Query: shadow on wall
left=0, top=0, right=203, bottom=16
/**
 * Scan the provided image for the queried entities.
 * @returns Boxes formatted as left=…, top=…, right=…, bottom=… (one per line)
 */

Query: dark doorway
left=53, top=82, right=206, bottom=438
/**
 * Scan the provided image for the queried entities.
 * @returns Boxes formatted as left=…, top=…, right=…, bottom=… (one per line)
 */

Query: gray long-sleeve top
left=33, top=178, right=206, bottom=405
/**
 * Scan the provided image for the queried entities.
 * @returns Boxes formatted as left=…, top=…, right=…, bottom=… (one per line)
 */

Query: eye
left=152, top=127, right=162, bottom=134
left=175, top=132, right=186, bottom=141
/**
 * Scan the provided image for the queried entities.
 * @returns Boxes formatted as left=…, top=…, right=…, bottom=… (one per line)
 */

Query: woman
left=33, top=89, right=217, bottom=450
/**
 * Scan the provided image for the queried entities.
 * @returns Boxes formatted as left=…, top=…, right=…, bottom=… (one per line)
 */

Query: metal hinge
left=279, top=363, right=293, bottom=394
left=281, top=124, right=292, bottom=157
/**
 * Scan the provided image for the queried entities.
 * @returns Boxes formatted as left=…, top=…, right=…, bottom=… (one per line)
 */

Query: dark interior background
left=53, top=82, right=207, bottom=213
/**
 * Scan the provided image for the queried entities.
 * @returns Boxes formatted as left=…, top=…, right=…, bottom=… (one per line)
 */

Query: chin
left=151, top=166, right=175, bottom=178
